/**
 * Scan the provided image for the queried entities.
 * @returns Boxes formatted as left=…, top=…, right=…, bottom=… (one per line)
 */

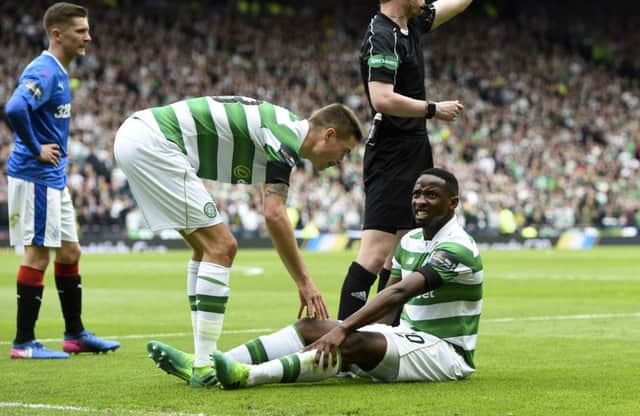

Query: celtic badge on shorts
left=203, top=202, right=218, bottom=218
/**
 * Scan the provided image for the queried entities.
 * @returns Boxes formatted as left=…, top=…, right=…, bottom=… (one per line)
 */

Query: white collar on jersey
left=294, top=119, right=310, bottom=147
left=42, top=51, right=68, bottom=75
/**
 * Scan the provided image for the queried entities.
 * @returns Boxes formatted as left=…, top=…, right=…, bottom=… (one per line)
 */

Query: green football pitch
left=1, top=247, right=638, bottom=416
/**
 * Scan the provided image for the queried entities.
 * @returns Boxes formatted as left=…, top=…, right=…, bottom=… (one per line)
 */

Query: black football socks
left=55, top=262, right=84, bottom=335
left=376, top=268, right=391, bottom=293
left=16, top=283, right=43, bottom=344
left=337, top=262, right=377, bottom=320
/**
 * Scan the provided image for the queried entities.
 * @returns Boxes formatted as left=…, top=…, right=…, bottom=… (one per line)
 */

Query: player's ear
left=50, top=27, right=62, bottom=41
left=324, top=127, right=336, bottom=141
left=449, top=195, right=459, bottom=210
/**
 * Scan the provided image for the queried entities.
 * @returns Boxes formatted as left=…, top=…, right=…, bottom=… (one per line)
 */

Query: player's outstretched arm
left=262, top=183, right=330, bottom=320
left=431, top=0, right=473, bottom=30
left=376, top=277, right=404, bottom=325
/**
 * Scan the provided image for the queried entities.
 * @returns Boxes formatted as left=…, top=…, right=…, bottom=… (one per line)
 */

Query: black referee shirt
left=359, top=4, right=436, bottom=137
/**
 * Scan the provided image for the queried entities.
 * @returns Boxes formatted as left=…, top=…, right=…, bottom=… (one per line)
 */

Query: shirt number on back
left=54, top=104, right=71, bottom=119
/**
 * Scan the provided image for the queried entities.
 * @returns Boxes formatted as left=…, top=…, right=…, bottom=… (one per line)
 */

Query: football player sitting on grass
left=149, top=168, right=483, bottom=387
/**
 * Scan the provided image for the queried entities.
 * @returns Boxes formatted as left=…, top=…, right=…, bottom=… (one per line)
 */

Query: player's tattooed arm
left=261, top=182, right=327, bottom=319
left=263, top=183, right=289, bottom=201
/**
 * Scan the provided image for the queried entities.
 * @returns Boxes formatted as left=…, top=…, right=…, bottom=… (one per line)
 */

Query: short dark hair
left=43, top=2, right=88, bottom=33
left=308, top=103, right=363, bottom=143
left=421, top=168, right=459, bottom=196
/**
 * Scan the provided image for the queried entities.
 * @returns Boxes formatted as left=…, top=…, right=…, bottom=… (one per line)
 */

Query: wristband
left=425, top=102, right=436, bottom=119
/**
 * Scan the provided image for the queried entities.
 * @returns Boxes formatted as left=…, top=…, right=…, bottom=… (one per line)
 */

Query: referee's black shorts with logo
left=363, top=134, right=433, bottom=233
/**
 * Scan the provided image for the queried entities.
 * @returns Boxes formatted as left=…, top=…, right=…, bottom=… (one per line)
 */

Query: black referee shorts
left=363, top=135, right=433, bottom=233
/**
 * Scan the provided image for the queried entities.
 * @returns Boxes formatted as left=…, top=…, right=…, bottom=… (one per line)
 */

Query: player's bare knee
left=295, top=318, right=339, bottom=344
left=218, top=233, right=238, bottom=262
left=191, top=247, right=204, bottom=261
left=57, top=243, right=81, bottom=264
left=26, top=256, right=50, bottom=271
left=24, top=247, right=50, bottom=270
left=226, top=235, right=238, bottom=261
left=201, top=233, right=237, bottom=265
left=355, top=254, right=386, bottom=274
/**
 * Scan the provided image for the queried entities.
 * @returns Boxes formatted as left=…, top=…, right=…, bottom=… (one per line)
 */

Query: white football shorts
left=8, top=177, right=78, bottom=247
left=113, top=116, right=222, bottom=234
left=356, top=323, right=475, bottom=382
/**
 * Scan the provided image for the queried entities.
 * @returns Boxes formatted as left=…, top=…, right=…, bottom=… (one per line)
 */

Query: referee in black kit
left=338, top=0, right=473, bottom=320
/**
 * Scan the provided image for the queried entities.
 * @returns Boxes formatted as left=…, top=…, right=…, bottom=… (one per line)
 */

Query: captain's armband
left=415, top=264, right=443, bottom=293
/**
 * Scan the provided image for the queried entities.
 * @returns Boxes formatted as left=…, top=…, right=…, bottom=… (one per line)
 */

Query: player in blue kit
left=5, top=2, right=119, bottom=359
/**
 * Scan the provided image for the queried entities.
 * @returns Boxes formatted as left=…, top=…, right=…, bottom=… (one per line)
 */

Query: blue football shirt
left=7, top=51, right=72, bottom=190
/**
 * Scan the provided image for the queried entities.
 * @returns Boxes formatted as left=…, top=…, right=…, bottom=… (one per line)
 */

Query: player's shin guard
left=15, top=266, right=45, bottom=344
left=194, top=262, right=230, bottom=367
left=54, top=262, right=84, bottom=335
left=226, top=325, right=304, bottom=364
left=337, top=262, right=377, bottom=320
left=187, top=260, right=201, bottom=352
left=248, top=350, right=341, bottom=386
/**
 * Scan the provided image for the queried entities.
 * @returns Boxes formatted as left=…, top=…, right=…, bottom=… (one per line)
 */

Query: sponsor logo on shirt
left=415, top=290, right=435, bottom=299
left=24, top=81, right=43, bottom=100
left=367, top=54, right=399, bottom=71
left=233, top=165, right=251, bottom=182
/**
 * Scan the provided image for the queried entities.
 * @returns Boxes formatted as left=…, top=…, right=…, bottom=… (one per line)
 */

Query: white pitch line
left=498, top=273, right=638, bottom=282
left=0, top=328, right=274, bottom=346
left=2, top=313, right=639, bottom=346
left=0, top=402, right=208, bottom=416
left=484, top=312, right=640, bottom=323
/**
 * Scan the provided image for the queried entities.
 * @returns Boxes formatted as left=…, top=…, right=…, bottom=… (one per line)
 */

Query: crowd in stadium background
left=1, top=0, right=639, bottom=240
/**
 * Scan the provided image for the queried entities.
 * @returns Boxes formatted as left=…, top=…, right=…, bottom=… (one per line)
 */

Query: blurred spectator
left=1, top=0, right=638, bottom=239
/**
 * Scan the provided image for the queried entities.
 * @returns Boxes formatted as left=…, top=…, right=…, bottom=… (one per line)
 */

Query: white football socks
left=193, top=262, right=230, bottom=367
left=226, top=325, right=305, bottom=364
left=247, top=349, right=341, bottom=386
left=187, top=260, right=200, bottom=354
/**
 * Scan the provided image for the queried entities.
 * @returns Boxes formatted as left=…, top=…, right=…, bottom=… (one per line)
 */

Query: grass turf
left=0, top=247, right=639, bottom=415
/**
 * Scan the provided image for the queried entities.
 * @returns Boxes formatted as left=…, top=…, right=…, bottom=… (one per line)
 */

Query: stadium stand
left=1, top=0, right=638, bottom=243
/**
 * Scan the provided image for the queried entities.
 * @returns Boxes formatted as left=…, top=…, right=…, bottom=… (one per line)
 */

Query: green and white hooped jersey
left=391, top=217, right=483, bottom=368
left=132, top=96, right=306, bottom=184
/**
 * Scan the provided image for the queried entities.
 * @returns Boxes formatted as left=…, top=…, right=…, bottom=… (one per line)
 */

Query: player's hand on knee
left=304, top=327, right=347, bottom=368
